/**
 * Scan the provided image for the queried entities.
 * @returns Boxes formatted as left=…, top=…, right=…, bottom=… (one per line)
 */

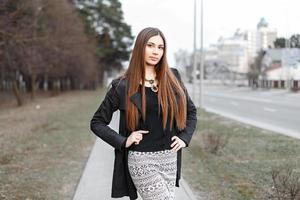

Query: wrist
left=125, top=138, right=131, bottom=148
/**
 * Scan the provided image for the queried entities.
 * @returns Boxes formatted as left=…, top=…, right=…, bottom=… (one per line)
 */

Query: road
left=186, top=83, right=300, bottom=139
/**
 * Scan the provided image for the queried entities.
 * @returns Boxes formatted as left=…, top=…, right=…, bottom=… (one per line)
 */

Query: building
left=244, top=18, right=277, bottom=63
left=217, top=33, right=249, bottom=74
left=256, top=18, right=277, bottom=51
left=180, top=18, right=279, bottom=86
left=261, top=48, right=300, bottom=89
left=244, top=30, right=257, bottom=63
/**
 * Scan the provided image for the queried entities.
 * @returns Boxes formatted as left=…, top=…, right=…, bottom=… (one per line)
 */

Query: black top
left=124, top=86, right=175, bottom=152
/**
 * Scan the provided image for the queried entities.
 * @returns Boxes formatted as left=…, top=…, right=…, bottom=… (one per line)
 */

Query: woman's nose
left=152, top=47, right=159, bottom=54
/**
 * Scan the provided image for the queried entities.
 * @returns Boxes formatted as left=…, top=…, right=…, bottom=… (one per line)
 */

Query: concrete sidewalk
left=73, top=111, right=198, bottom=200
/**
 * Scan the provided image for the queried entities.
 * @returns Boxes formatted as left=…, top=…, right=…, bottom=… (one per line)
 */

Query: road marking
left=230, top=101, right=239, bottom=106
left=263, top=107, right=277, bottom=112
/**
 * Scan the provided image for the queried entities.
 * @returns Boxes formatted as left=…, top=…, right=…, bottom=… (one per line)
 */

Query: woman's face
left=144, top=35, right=164, bottom=66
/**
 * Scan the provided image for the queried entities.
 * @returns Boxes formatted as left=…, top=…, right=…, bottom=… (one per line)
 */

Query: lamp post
left=199, top=0, right=204, bottom=108
left=193, top=0, right=204, bottom=108
left=192, top=0, right=197, bottom=102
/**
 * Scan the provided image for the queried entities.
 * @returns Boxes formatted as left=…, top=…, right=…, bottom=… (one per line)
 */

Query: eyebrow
left=147, top=42, right=164, bottom=47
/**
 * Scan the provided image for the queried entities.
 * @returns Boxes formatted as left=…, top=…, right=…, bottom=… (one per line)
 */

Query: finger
left=171, top=143, right=180, bottom=152
left=134, top=134, right=141, bottom=140
left=135, top=136, right=142, bottom=141
left=137, top=136, right=142, bottom=140
left=134, top=139, right=140, bottom=145
left=137, top=133, right=143, bottom=139
left=170, top=141, right=177, bottom=148
left=133, top=136, right=140, bottom=143
left=176, top=143, right=182, bottom=150
left=174, top=143, right=181, bottom=150
left=172, top=143, right=180, bottom=150
left=171, top=136, right=177, bottom=141
left=138, top=133, right=145, bottom=140
left=173, top=143, right=181, bottom=152
left=171, top=137, right=178, bottom=147
left=137, top=130, right=149, bottom=134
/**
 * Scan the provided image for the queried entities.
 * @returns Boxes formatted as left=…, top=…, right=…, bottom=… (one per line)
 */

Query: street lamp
left=199, top=0, right=204, bottom=108
left=192, top=0, right=197, bottom=101
left=192, top=0, right=204, bottom=108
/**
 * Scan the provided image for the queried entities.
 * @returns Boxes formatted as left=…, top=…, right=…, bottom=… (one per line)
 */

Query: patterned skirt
left=128, top=149, right=177, bottom=200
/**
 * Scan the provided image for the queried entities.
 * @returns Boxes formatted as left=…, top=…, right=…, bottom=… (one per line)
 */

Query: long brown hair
left=124, top=27, right=187, bottom=132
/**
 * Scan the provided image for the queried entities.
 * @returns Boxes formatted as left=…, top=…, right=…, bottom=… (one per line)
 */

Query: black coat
left=90, top=68, right=197, bottom=199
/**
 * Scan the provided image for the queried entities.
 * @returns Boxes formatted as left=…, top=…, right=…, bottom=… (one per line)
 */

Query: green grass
left=0, top=88, right=105, bottom=200
left=182, top=109, right=300, bottom=200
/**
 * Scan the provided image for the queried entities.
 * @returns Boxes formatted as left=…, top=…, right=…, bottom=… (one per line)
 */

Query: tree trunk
left=12, top=80, right=23, bottom=106
left=43, top=74, right=48, bottom=91
left=51, top=79, right=61, bottom=96
left=66, top=77, right=71, bottom=90
left=31, top=73, right=36, bottom=100
left=0, top=67, right=4, bottom=91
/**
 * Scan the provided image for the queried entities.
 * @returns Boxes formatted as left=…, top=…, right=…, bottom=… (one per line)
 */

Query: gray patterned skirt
left=128, top=149, right=177, bottom=200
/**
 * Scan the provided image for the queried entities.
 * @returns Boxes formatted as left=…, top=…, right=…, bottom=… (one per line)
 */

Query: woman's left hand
left=170, top=136, right=186, bottom=153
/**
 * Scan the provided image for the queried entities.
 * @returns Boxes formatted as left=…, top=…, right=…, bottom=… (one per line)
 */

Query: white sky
left=119, top=0, right=300, bottom=66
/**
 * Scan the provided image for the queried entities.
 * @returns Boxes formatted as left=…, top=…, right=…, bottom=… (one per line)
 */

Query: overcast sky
left=119, top=0, right=300, bottom=66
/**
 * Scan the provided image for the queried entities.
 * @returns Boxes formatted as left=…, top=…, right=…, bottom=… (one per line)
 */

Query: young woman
left=90, top=27, right=197, bottom=200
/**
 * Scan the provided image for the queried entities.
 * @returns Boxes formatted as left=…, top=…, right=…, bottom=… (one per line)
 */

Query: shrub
left=200, top=129, right=229, bottom=155
left=268, top=165, right=300, bottom=200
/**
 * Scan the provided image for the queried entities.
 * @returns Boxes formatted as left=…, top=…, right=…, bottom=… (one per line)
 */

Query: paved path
left=73, top=111, right=198, bottom=200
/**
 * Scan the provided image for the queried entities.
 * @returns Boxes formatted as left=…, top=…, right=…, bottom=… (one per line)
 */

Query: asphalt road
left=186, top=83, right=300, bottom=139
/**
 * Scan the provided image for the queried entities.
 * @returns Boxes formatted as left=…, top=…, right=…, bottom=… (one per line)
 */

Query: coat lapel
left=129, top=91, right=142, bottom=113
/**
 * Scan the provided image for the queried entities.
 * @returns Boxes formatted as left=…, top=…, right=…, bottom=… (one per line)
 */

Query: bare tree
left=0, top=0, right=99, bottom=106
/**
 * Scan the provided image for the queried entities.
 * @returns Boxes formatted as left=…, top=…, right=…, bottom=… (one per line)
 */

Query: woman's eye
left=159, top=46, right=164, bottom=50
left=147, top=44, right=153, bottom=47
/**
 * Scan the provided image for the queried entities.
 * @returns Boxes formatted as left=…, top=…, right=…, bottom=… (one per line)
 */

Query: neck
left=145, top=64, right=156, bottom=79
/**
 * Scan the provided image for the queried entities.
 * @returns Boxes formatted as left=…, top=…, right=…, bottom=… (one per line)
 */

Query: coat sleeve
left=171, top=68, right=197, bottom=147
left=90, top=79, right=127, bottom=151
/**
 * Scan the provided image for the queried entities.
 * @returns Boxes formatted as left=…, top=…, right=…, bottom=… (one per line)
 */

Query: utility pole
left=199, top=0, right=204, bottom=108
left=192, top=0, right=197, bottom=102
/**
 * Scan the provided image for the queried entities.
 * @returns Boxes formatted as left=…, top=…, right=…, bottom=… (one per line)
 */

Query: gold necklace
left=145, top=78, right=158, bottom=92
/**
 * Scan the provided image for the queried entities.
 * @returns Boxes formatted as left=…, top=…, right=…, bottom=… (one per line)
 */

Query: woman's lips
left=149, top=57, right=158, bottom=61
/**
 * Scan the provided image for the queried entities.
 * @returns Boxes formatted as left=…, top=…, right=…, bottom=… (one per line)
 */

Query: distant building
left=207, top=18, right=277, bottom=76
left=244, top=18, right=277, bottom=63
left=174, top=49, right=192, bottom=81
left=217, top=34, right=249, bottom=74
left=181, top=18, right=279, bottom=86
left=203, top=39, right=248, bottom=86
left=204, top=45, right=221, bottom=80
left=244, top=30, right=257, bottom=62
left=261, top=48, right=300, bottom=88
left=256, top=18, right=277, bottom=50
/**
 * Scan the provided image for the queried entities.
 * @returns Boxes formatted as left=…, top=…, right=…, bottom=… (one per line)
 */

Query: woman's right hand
left=125, top=130, right=149, bottom=148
